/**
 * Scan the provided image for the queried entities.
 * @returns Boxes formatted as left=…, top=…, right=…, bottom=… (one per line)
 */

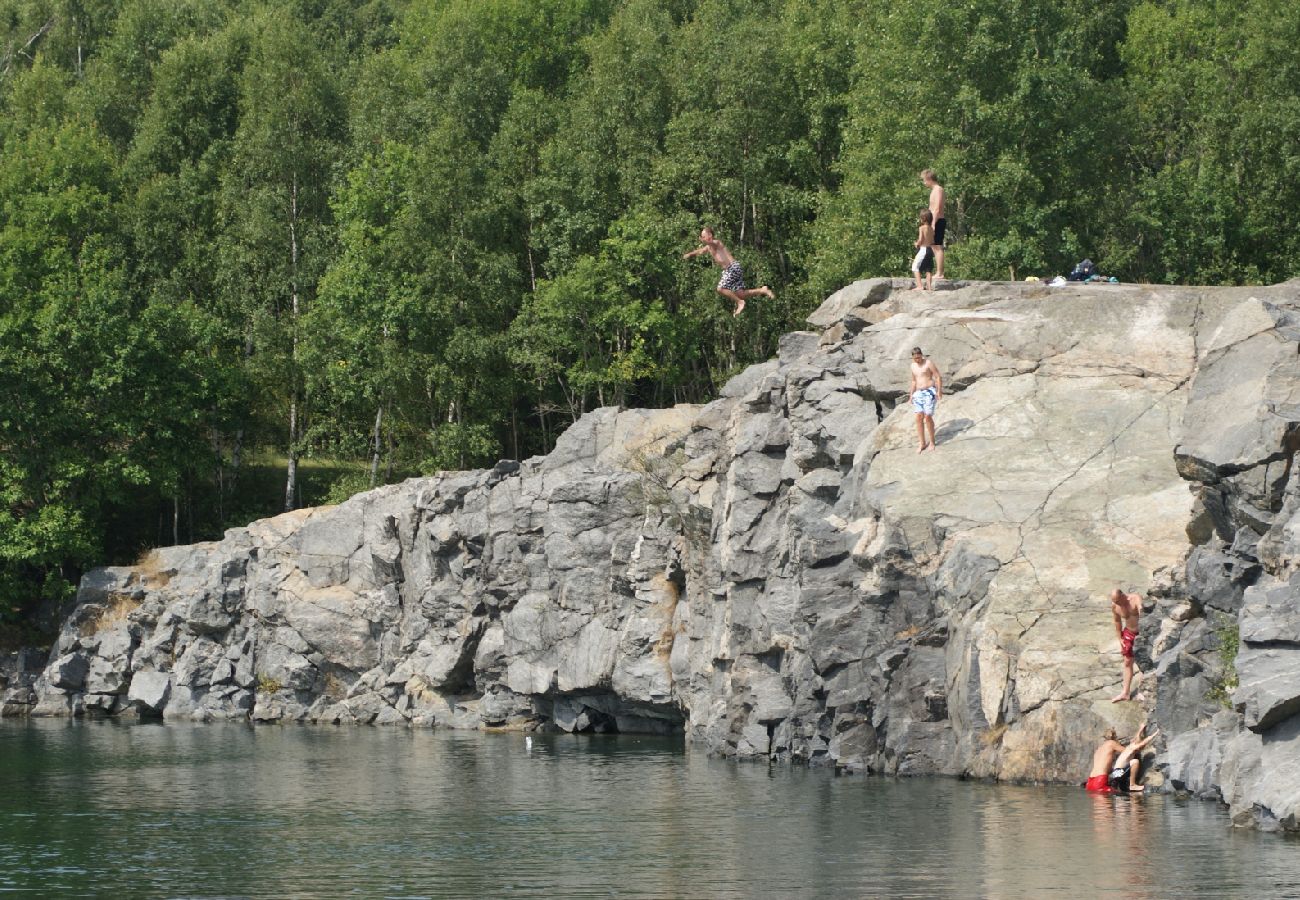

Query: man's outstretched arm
left=682, top=245, right=708, bottom=260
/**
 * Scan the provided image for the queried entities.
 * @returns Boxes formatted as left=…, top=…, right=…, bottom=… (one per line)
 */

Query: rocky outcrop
left=0, top=646, right=44, bottom=716
left=15, top=278, right=1300, bottom=831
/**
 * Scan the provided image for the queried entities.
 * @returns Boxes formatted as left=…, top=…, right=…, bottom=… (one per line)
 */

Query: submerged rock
left=15, top=278, right=1300, bottom=832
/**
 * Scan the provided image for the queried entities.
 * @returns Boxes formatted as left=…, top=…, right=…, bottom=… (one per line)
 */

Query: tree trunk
left=384, top=412, right=395, bottom=481
left=526, top=223, right=537, bottom=292
left=284, top=399, right=298, bottom=511
left=230, top=426, right=244, bottom=488
left=284, top=172, right=301, bottom=512
left=230, top=333, right=253, bottom=495
left=369, top=404, right=384, bottom=488
left=211, top=427, right=225, bottom=525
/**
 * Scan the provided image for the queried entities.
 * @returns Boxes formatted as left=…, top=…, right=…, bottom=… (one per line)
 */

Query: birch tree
left=218, top=12, right=341, bottom=510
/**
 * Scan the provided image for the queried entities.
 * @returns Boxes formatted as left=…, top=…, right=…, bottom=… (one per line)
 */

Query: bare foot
left=759, top=286, right=775, bottom=299
left=733, top=298, right=745, bottom=317
left=1129, top=785, right=1145, bottom=793
left=1110, top=693, right=1129, bottom=703
left=917, top=443, right=929, bottom=454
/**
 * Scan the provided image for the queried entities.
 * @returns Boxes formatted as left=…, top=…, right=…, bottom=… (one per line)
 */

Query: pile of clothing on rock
left=1042, top=259, right=1119, bottom=286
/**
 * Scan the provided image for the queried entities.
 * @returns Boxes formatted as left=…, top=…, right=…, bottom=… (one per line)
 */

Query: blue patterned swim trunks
left=912, top=387, right=936, bottom=416
left=717, top=262, right=746, bottom=293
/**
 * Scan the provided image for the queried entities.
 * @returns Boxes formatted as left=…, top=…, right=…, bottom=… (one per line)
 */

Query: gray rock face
left=0, top=647, right=44, bottom=716
left=127, top=671, right=172, bottom=715
left=15, top=278, right=1300, bottom=832
left=1235, top=577, right=1300, bottom=732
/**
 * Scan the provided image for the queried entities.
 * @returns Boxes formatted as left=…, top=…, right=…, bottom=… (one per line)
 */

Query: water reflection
left=1, top=721, right=1298, bottom=898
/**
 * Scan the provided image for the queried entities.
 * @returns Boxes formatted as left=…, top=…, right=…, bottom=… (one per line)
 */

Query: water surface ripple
left=1, top=721, right=1297, bottom=898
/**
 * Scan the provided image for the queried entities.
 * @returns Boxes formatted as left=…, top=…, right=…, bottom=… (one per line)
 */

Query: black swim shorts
left=933, top=217, right=947, bottom=246
left=912, top=246, right=934, bottom=274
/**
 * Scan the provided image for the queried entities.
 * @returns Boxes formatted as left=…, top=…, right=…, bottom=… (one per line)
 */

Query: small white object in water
left=525, top=736, right=533, bottom=752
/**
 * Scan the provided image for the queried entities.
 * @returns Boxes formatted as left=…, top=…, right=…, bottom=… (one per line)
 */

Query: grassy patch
left=322, top=671, right=349, bottom=701
left=79, top=593, right=141, bottom=637
left=1206, top=617, right=1240, bottom=708
left=624, top=446, right=709, bottom=542
left=255, top=673, right=283, bottom=695
left=133, top=550, right=173, bottom=588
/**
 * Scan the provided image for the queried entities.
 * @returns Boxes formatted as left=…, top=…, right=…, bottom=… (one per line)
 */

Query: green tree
left=1118, top=0, right=1300, bottom=283
left=813, top=0, right=1133, bottom=288
left=217, top=10, right=342, bottom=510
left=0, top=119, right=216, bottom=632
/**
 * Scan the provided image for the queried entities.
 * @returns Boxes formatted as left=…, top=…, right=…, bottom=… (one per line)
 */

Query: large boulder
left=127, top=671, right=172, bottom=715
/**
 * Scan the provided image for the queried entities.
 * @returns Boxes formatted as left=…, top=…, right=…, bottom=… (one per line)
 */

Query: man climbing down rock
left=908, top=347, right=942, bottom=452
left=1109, top=588, right=1142, bottom=702
left=683, top=227, right=774, bottom=317
left=1085, top=725, right=1157, bottom=792
left=1085, top=728, right=1126, bottom=792
left=1108, top=722, right=1159, bottom=793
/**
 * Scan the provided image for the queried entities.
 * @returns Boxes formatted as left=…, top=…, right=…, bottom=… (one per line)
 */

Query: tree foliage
left=3, top=0, right=1299, bottom=640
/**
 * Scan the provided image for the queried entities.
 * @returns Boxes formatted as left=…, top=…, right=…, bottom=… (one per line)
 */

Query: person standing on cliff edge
left=910, top=210, right=936, bottom=291
left=921, top=170, right=947, bottom=280
left=1109, top=588, right=1142, bottom=702
left=908, top=347, right=942, bottom=453
left=683, top=227, right=774, bottom=317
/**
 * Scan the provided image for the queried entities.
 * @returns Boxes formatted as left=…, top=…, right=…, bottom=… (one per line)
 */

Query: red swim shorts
left=1085, top=774, right=1112, bottom=792
left=1120, top=627, right=1137, bottom=660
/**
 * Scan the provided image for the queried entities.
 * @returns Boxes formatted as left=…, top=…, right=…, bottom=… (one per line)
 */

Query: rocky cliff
left=7, top=279, right=1300, bottom=831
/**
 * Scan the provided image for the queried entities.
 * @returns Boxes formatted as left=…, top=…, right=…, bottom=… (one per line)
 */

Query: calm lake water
left=1, top=721, right=1297, bottom=898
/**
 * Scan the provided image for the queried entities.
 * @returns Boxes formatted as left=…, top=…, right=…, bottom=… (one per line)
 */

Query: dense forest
left=3, top=0, right=1299, bottom=642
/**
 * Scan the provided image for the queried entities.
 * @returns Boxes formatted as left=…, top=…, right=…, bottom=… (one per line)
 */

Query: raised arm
left=1133, top=728, right=1160, bottom=751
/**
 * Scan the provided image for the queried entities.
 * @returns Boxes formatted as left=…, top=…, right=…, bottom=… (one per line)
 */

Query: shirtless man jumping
left=683, top=227, right=774, bottom=317
left=908, top=347, right=942, bottom=453
left=1109, top=588, right=1142, bottom=702
left=921, top=170, right=947, bottom=280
